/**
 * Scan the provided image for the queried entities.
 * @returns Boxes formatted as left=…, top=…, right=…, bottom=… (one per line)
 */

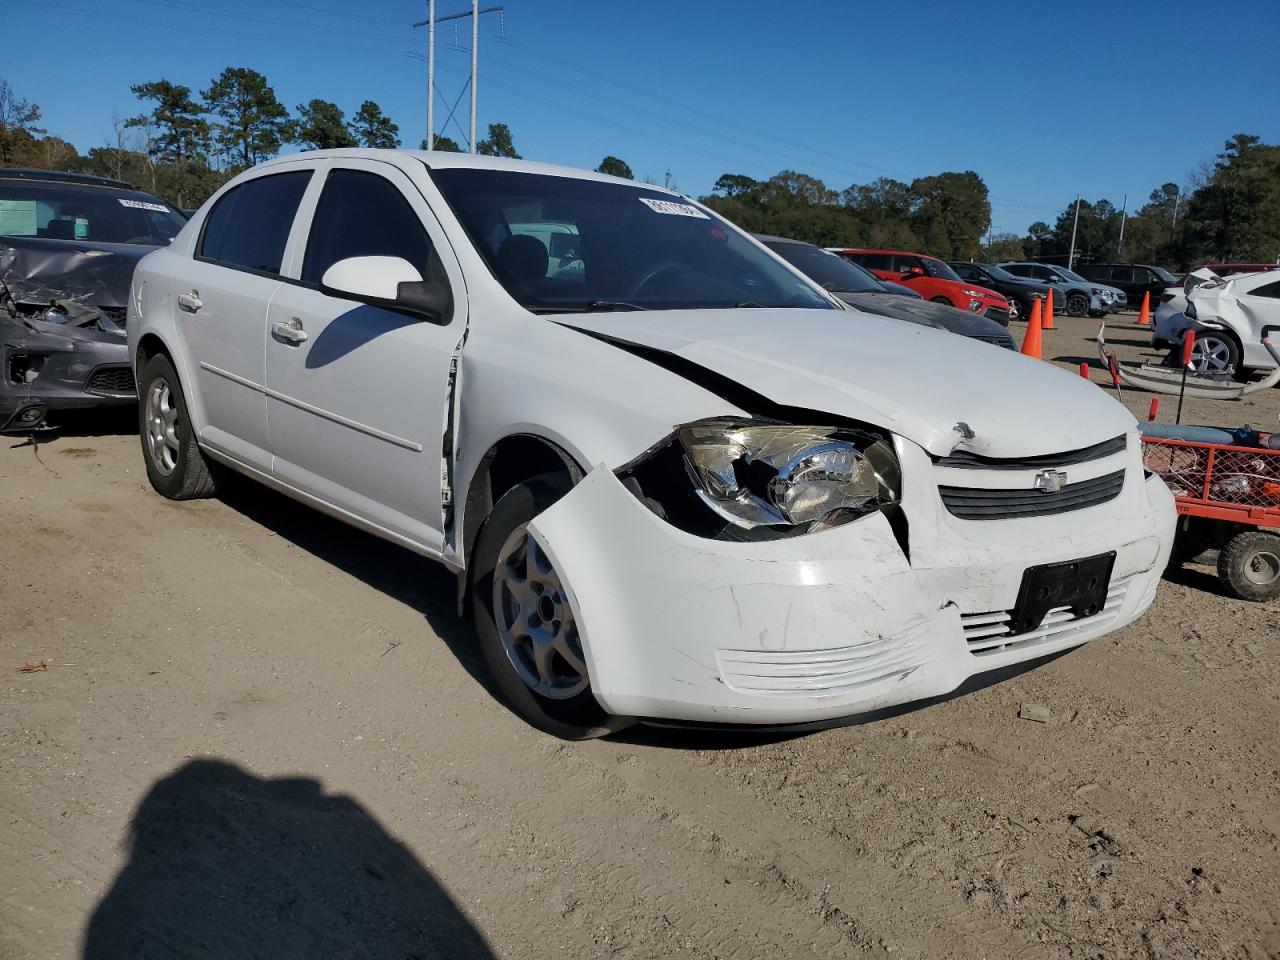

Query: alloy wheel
left=492, top=525, right=589, bottom=700
left=1008, top=298, right=1023, bottom=321
left=1190, top=335, right=1233, bottom=374
left=145, top=379, right=180, bottom=476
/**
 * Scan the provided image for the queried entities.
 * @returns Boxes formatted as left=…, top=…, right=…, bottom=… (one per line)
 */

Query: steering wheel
left=627, top=260, right=687, bottom=298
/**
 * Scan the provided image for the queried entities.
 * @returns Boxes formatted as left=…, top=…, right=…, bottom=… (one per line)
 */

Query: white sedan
left=1182, top=270, right=1280, bottom=375
left=127, top=150, right=1175, bottom=739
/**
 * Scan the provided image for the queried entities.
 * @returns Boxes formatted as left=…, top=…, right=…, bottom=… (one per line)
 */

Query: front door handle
left=271, top=318, right=309, bottom=344
left=177, top=291, right=202, bottom=312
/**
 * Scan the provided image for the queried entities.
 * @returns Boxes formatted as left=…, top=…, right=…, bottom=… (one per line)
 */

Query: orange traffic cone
left=1138, top=291, right=1151, bottom=325
left=1042, top=288, right=1056, bottom=330
left=1021, top=298, right=1043, bottom=359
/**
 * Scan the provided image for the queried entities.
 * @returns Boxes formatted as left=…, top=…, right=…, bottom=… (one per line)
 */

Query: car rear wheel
left=1218, top=530, right=1280, bottom=602
left=471, top=473, right=634, bottom=740
left=138, top=353, right=220, bottom=500
left=1066, top=292, right=1090, bottom=317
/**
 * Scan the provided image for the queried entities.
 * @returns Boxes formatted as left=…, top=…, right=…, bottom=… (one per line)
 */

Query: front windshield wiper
left=529, top=300, right=648, bottom=314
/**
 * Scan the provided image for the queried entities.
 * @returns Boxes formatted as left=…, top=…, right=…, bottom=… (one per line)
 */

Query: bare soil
left=2, top=311, right=1277, bottom=959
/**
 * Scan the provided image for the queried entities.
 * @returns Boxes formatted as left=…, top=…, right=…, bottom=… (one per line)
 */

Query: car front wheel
left=471, top=473, right=634, bottom=740
left=1066, top=293, right=1090, bottom=317
left=138, top=353, right=220, bottom=500
left=1007, top=297, right=1023, bottom=322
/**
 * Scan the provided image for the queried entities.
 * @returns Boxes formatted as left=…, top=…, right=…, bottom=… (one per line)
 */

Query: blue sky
left=6, top=0, right=1277, bottom=234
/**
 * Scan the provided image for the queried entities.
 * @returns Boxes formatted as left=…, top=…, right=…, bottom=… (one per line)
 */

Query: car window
left=851, top=252, right=893, bottom=271
left=765, top=241, right=884, bottom=293
left=895, top=255, right=925, bottom=273
left=921, top=257, right=962, bottom=281
left=429, top=168, right=831, bottom=313
left=302, top=169, right=436, bottom=286
left=1029, top=266, right=1050, bottom=280
left=952, top=263, right=978, bottom=281
left=198, top=170, right=311, bottom=274
left=1251, top=280, right=1280, bottom=299
left=0, top=180, right=186, bottom=245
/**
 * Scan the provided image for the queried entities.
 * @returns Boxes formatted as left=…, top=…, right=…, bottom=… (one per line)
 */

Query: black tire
left=470, top=473, right=634, bottom=740
left=1007, top=297, right=1024, bottom=322
left=137, top=353, right=220, bottom=500
left=1217, top=530, right=1280, bottom=602
left=1066, top=292, right=1090, bottom=317
left=930, top=295, right=954, bottom=307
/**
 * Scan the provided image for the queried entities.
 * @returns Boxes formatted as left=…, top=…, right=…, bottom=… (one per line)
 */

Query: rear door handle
left=271, top=318, right=309, bottom=344
left=177, top=291, right=202, bottom=312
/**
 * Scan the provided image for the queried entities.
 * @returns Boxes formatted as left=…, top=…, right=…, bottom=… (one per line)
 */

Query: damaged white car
left=128, top=150, right=1176, bottom=739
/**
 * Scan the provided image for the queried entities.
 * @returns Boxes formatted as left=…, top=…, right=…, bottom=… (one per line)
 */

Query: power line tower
left=413, top=2, right=506, bottom=154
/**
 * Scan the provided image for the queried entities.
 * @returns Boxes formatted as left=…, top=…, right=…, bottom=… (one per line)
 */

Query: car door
left=181, top=168, right=313, bottom=468
left=263, top=160, right=466, bottom=555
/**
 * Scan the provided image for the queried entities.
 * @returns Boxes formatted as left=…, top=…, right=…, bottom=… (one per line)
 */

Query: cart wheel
left=1218, top=530, right=1280, bottom=602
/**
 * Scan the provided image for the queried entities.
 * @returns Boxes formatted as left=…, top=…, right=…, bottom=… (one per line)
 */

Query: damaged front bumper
left=1, top=310, right=134, bottom=431
left=528, top=442, right=1176, bottom=726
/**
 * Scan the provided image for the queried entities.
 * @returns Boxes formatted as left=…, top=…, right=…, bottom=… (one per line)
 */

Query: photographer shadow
left=83, top=759, right=495, bottom=960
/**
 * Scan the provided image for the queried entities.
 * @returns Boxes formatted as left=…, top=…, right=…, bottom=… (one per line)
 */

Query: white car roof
left=254, top=148, right=678, bottom=194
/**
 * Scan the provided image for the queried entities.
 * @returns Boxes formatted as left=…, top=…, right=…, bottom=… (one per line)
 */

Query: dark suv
left=1076, top=263, right=1177, bottom=310
left=946, top=261, right=1049, bottom=322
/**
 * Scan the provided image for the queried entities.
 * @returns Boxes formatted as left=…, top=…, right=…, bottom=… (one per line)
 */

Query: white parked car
left=128, top=150, right=1176, bottom=739
left=1171, top=270, right=1280, bottom=375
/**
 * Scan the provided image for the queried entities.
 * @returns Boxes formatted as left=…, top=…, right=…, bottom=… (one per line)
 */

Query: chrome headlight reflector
left=676, top=419, right=898, bottom=530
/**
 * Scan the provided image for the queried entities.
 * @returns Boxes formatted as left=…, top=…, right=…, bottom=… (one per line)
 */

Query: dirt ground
left=2, top=310, right=1278, bottom=960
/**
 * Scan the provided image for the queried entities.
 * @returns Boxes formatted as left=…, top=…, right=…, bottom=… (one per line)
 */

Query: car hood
left=836, top=292, right=1011, bottom=341
left=557, top=308, right=1135, bottom=457
left=0, top=237, right=151, bottom=310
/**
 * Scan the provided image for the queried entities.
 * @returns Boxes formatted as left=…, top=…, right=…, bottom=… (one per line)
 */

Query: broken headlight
left=674, top=418, right=898, bottom=532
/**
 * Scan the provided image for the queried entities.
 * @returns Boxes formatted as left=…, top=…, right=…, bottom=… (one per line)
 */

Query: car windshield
left=763, top=240, right=884, bottom=293
left=428, top=168, right=832, bottom=313
left=1151, top=266, right=1177, bottom=283
left=1055, top=266, right=1088, bottom=283
left=982, top=264, right=1017, bottom=282
left=0, top=180, right=186, bottom=246
left=922, top=257, right=963, bottom=281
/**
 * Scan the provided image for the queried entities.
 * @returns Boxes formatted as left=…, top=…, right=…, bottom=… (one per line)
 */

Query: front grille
left=939, top=469, right=1125, bottom=520
left=716, top=631, right=929, bottom=697
left=961, top=579, right=1130, bottom=656
left=984, top=307, right=1010, bottom=325
left=934, top=435, right=1127, bottom=470
left=85, top=365, right=136, bottom=397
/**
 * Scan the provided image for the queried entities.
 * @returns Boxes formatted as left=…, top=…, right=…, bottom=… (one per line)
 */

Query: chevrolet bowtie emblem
left=1033, top=469, right=1068, bottom=494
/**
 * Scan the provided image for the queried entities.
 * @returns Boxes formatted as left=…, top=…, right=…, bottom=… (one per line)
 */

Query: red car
left=830, top=248, right=1011, bottom=323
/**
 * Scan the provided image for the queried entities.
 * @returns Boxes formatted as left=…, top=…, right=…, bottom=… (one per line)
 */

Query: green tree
left=202, top=67, right=293, bottom=169
left=421, top=135, right=463, bottom=152
left=0, top=78, right=45, bottom=163
left=295, top=99, right=356, bottom=150
left=348, top=100, right=399, bottom=149
left=908, top=171, right=991, bottom=259
left=597, top=155, right=633, bottom=179
left=126, top=80, right=210, bottom=163
left=980, top=232, right=1026, bottom=263
left=712, top=173, right=759, bottom=198
left=1180, top=134, right=1280, bottom=263
left=477, top=122, right=520, bottom=158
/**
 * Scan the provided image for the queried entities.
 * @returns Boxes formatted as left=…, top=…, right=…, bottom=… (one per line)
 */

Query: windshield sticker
left=639, top=197, right=709, bottom=219
left=0, top=199, right=38, bottom=236
left=117, top=198, right=170, bottom=213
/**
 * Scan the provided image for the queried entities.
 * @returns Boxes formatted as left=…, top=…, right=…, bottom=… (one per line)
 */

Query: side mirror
left=320, top=256, right=451, bottom=323
left=1047, top=275, right=1064, bottom=283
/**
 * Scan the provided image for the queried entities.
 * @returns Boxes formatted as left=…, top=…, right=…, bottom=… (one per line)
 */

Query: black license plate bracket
left=1010, top=551, right=1116, bottom=635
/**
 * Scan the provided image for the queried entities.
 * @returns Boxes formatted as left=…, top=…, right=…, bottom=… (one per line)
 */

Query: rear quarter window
left=198, top=170, right=312, bottom=275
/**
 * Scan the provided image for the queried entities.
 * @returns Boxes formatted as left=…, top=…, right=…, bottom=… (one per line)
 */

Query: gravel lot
left=2, top=311, right=1278, bottom=959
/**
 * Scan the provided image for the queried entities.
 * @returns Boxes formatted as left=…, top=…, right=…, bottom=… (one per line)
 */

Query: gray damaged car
left=1, top=169, right=186, bottom=431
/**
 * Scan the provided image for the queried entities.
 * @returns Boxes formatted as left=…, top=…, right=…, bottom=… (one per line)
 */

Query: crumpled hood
left=559, top=308, right=1136, bottom=457
left=0, top=238, right=148, bottom=310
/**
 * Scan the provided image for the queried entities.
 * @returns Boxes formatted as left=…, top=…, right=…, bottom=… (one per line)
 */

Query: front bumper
left=529, top=442, right=1175, bottom=725
left=1, top=320, right=134, bottom=431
